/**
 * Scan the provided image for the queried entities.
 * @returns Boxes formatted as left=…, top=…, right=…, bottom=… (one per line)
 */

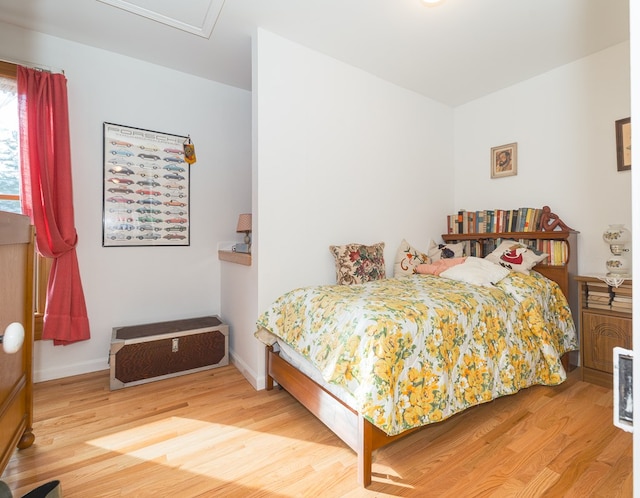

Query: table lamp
left=603, top=224, right=631, bottom=277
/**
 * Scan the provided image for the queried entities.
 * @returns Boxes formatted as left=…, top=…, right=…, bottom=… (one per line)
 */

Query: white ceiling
left=0, top=0, right=629, bottom=106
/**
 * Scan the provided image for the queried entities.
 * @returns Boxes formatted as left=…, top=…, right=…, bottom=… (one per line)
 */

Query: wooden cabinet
left=575, top=276, right=632, bottom=388
left=0, top=211, right=35, bottom=474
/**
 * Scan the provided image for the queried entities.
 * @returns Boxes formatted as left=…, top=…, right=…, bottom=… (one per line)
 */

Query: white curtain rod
left=0, top=55, right=64, bottom=75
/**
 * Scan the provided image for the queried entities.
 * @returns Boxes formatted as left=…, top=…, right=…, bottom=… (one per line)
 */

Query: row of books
left=585, top=280, right=632, bottom=312
left=612, top=281, right=632, bottom=313
left=447, top=238, right=568, bottom=266
left=447, top=207, right=544, bottom=235
left=532, top=240, right=568, bottom=266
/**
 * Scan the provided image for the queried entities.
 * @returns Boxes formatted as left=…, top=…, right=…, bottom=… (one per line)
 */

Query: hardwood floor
left=1, top=365, right=632, bottom=497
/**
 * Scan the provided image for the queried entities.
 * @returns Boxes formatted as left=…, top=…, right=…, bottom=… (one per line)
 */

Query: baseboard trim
left=34, top=358, right=107, bottom=383
left=229, top=351, right=263, bottom=390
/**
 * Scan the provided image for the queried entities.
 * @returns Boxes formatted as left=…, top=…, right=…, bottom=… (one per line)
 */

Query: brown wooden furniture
left=109, top=316, right=229, bottom=390
left=575, top=276, right=632, bottom=388
left=265, top=229, right=578, bottom=487
left=0, top=211, right=35, bottom=474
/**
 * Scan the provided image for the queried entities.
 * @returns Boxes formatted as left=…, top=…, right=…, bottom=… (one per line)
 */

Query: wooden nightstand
left=575, top=276, right=632, bottom=388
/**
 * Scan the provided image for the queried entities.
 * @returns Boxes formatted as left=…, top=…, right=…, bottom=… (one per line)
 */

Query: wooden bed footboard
left=265, top=345, right=415, bottom=486
left=265, top=345, right=573, bottom=487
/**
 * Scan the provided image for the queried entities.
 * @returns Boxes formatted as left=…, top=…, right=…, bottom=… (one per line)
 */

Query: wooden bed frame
left=265, top=227, right=577, bottom=487
left=266, top=345, right=571, bottom=486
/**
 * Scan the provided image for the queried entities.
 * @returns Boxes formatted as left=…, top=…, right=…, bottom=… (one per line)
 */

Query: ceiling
left=0, top=0, right=630, bottom=106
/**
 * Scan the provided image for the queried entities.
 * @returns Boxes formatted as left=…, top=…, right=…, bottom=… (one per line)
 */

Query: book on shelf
left=613, top=295, right=632, bottom=302
left=588, top=303, right=613, bottom=310
left=587, top=296, right=610, bottom=304
left=611, top=300, right=633, bottom=307
left=611, top=304, right=632, bottom=313
left=588, top=294, right=611, bottom=302
left=446, top=206, right=555, bottom=235
left=587, top=281, right=610, bottom=290
left=589, top=288, right=610, bottom=293
left=613, top=286, right=632, bottom=296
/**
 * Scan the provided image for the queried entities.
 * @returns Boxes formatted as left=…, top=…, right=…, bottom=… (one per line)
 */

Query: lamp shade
left=603, top=224, right=631, bottom=245
left=236, top=213, right=252, bottom=233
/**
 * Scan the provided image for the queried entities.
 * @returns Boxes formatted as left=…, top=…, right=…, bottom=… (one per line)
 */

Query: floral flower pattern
left=256, top=272, right=577, bottom=436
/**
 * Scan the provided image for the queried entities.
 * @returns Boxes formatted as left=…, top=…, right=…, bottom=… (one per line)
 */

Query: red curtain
left=17, top=66, right=90, bottom=345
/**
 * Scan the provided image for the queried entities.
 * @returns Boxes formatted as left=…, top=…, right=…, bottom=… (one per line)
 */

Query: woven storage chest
left=109, top=316, right=228, bottom=390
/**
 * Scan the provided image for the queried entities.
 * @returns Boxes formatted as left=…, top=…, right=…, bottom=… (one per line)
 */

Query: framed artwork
left=490, top=142, right=517, bottom=179
left=615, top=117, right=631, bottom=171
left=613, top=347, right=633, bottom=433
left=102, top=122, right=190, bottom=247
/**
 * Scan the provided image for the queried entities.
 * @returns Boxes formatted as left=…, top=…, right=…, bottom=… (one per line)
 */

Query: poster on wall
left=102, top=122, right=190, bottom=247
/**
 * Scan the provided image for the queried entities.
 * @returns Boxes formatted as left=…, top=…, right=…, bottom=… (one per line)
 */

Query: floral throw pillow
left=393, top=239, right=430, bottom=277
left=329, top=242, right=386, bottom=285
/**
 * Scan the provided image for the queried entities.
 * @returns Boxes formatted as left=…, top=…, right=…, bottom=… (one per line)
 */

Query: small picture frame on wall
left=490, top=142, right=517, bottom=179
left=615, top=117, right=631, bottom=171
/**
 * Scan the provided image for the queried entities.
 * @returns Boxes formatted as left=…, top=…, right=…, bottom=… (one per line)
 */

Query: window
left=0, top=62, right=20, bottom=213
left=0, top=61, right=50, bottom=341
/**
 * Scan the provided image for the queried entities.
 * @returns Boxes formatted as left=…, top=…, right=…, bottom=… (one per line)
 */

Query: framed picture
left=490, top=142, right=517, bottom=178
left=102, top=122, right=190, bottom=247
left=615, top=117, right=631, bottom=171
left=613, top=347, right=633, bottom=433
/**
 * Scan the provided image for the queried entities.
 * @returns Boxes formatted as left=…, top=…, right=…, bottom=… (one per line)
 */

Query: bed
left=255, top=233, right=578, bottom=486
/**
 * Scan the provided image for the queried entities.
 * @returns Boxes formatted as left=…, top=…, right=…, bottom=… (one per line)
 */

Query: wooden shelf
left=218, top=250, right=251, bottom=266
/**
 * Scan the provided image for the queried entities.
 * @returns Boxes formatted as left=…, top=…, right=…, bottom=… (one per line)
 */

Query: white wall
left=251, top=29, right=454, bottom=387
left=454, top=42, right=631, bottom=276
left=255, top=29, right=454, bottom=304
left=0, top=22, right=252, bottom=381
left=219, top=258, right=258, bottom=387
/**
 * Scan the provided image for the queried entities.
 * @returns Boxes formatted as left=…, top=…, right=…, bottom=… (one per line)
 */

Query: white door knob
left=1, top=322, right=25, bottom=354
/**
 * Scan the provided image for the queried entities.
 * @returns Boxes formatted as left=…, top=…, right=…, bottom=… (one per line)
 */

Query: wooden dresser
left=575, top=275, right=632, bottom=388
left=0, top=211, right=35, bottom=474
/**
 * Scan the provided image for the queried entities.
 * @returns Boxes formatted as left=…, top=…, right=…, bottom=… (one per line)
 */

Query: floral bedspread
left=255, top=272, right=578, bottom=436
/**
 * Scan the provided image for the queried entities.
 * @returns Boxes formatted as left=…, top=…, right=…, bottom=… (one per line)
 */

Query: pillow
left=329, top=242, right=386, bottom=285
left=427, top=239, right=464, bottom=262
left=393, top=239, right=430, bottom=277
left=484, top=240, right=548, bottom=274
left=416, top=257, right=467, bottom=276
left=440, top=257, right=510, bottom=287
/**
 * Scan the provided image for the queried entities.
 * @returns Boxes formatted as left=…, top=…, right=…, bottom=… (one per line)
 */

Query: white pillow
left=484, top=240, right=548, bottom=274
left=440, top=257, right=510, bottom=287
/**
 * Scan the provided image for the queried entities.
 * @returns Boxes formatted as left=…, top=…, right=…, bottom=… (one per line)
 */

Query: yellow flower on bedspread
left=255, top=272, right=578, bottom=436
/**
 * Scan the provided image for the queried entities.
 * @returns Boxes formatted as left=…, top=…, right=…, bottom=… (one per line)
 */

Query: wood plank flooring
left=1, top=365, right=632, bottom=497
